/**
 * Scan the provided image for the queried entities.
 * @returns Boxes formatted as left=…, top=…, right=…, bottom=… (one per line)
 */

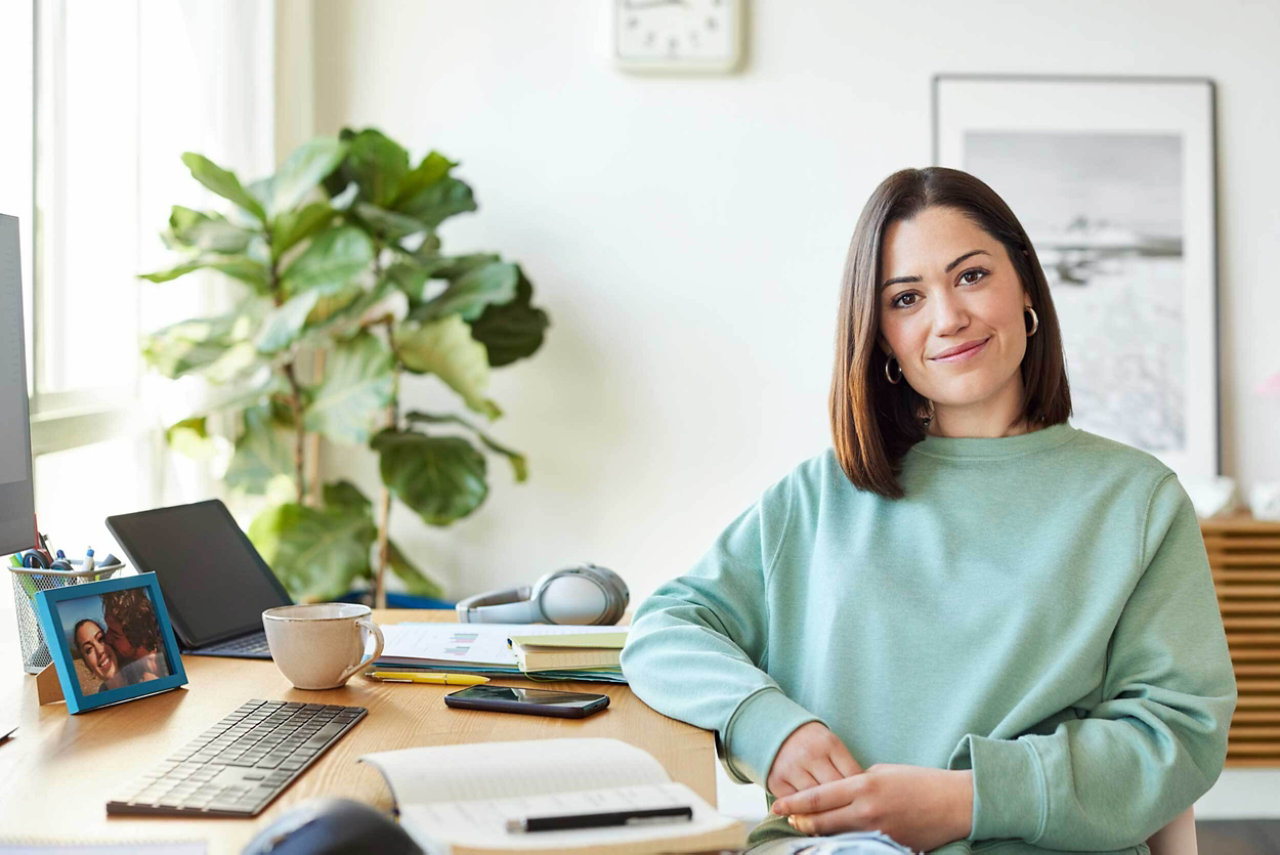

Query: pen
left=505, top=805, right=693, bottom=834
left=366, top=671, right=490, bottom=686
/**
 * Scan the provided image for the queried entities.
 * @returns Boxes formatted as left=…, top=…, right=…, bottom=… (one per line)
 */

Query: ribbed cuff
left=722, top=686, right=823, bottom=786
left=966, top=734, right=1047, bottom=842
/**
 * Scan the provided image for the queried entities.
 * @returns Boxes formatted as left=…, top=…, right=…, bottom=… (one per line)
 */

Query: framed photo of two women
left=933, top=74, right=1219, bottom=481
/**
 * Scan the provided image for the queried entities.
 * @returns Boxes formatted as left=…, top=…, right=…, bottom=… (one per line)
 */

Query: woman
left=619, top=167, right=1237, bottom=855
left=72, top=619, right=119, bottom=692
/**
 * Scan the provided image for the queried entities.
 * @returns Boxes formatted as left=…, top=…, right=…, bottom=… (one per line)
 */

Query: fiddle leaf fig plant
left=140, top=128, right=550, bottom=604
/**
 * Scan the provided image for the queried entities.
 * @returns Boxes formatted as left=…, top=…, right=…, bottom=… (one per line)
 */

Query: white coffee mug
left=262, top=603, right=385, bottom=690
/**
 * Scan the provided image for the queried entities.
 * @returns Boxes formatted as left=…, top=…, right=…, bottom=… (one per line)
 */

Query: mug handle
left=339, top=617, right=385, bottom=686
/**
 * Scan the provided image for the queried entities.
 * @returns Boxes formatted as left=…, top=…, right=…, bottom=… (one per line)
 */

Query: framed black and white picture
left=933, top=74, right=1219, bottom=479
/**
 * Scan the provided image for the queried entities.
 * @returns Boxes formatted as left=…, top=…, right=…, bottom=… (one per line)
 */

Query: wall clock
left=613, top=0, right=745, bottom=74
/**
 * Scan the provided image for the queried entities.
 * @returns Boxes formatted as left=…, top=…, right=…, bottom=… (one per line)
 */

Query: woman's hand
left=770, top=764, right=974, bottom=853
left=766, top=722, right=863, bottom=797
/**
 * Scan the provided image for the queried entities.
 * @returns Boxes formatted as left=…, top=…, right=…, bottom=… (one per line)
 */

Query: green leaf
left=395, top=176, right=476, bottom=228
left=406, top=410, right=527, bottom=482
left=384, top=263, right=431, bottom=304
left=387, top=540, right=445, bottom=599
left=417, top=253, right=500, bottom=280
left=268, top=137, right=348, bottom=217
left=280, top=226, right=374, bottom=296
left=411, top=260, right=518, bottom=323
left=323, top=479, right=373, bottom=516
left=303, top=331, right=394, bottom=443
left=371, top=429, right=488, bottom=526
left=255, top=290, right=324, bottom=354
left=392, top=151, right=457, bottom=208
left=248, top=501, right=376, bottom=602
left=163, top=206, right=256, bottom=254
left=181, top=152, right=268, bottom=223
left=353, top=202, right=429, bottom=242
left=164, top=417, right=217, bottom=460
left=345, top=129, right=410, bottom=207
left=271, top=202, right=338, bottom=257
left=142, top=312, right=254, bottom=379
left=138, top=254, right=271, bottom=293
left=225, top=404, right=296, bottom=495
left=469, top=269, right=549, bottom=367
left=393, top=316, right=500, bottom=419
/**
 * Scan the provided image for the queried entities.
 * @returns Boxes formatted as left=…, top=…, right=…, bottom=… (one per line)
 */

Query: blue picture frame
left=35, top=572, right=188, bottom=714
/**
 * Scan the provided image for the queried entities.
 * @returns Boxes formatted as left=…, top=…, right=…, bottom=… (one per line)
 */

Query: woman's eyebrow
left=880, top=249, right=991, bottom=291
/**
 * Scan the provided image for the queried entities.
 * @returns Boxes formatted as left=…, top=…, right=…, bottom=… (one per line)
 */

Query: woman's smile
left=930, top=336, right=990, bottom=363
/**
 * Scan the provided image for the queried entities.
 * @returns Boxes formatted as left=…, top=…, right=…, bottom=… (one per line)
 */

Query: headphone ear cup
left=538, top=572, right=610, bottom=625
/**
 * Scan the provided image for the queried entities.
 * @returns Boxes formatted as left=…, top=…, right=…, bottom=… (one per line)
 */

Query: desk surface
left=0, top=609, right=716, bottom=853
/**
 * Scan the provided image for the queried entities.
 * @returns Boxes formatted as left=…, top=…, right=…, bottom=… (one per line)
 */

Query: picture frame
left=35, top=572, right=188, bottom=714
left=932, top=74, right=1220, bottom=480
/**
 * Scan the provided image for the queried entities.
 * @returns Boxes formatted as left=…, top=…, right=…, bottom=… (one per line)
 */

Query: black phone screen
left=445, top=685, right=610, bottom=718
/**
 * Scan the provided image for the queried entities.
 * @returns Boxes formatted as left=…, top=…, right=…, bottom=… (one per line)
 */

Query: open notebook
left=360, top=738, right=745, bottom=855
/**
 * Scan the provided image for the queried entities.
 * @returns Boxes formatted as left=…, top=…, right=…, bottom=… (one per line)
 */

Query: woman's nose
left=930, top=290, right=970, bottom=334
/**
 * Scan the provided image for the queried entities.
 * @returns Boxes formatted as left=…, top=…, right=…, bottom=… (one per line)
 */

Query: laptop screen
left=106, top=500, right=292, bottom=647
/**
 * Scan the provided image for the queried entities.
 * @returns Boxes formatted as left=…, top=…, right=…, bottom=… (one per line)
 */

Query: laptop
left=105, top=499, right=293, bottom=659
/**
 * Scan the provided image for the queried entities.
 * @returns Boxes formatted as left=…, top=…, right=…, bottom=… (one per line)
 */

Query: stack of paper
left=508, top=632, right=626, bottom=680
left=372, top=623, right=630, bottom=683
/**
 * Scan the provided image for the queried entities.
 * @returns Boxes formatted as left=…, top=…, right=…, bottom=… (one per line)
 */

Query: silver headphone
left=455, top=563, right=629, bottom=625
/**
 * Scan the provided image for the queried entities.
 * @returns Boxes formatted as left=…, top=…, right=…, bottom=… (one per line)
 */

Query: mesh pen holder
left=9, top=561, right=125, bottom=674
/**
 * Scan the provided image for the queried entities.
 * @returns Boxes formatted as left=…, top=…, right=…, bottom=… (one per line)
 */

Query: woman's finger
left=829, top=746, right=861, bottom=778
left=784, top=768, right=821, bottom=796
left=809, top=756, right=846, bottom=786
left=772, top=778, right=848, bottom=816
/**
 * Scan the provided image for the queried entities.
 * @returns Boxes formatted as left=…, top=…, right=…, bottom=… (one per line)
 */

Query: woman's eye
left=891, top=292, right=918, bottom=309
left=959, top=268, right=988, bottom=285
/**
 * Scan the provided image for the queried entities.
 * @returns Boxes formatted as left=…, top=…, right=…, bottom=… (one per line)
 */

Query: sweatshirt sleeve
left=964, top=472, right=1238, bottom=849
left=619, top=476, right=824, bottom=788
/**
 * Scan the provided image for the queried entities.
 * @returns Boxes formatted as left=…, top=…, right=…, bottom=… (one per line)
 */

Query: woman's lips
left=931, top=337, right=990, bottom=362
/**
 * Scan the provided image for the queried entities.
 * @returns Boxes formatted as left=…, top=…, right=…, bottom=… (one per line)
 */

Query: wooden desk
left=0, top=610, right=716, bottom=853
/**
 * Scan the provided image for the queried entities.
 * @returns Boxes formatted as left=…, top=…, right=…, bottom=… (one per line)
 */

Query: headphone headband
left=456, top=564, right=628, bottom=625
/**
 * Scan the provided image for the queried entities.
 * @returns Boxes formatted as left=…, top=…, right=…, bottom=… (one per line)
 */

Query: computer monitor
left=0, top=214, right=36, bottom=555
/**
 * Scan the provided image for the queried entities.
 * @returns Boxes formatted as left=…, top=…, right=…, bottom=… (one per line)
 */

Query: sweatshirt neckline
left=911, top=421, right=1079, bottom=461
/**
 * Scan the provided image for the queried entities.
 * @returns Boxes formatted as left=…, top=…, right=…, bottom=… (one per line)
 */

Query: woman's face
left=75, top=621, right=118, bottom=680
left=877, top=205, right=1029, bottom=416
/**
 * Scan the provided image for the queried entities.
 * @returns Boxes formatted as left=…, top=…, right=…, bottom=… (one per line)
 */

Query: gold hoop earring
left=1025, top=306, right=1039, bottom=337
left=884, top=355, right=902, bottom=385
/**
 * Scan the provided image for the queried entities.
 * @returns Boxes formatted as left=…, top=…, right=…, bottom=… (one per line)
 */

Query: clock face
left=614, top=0, right=743, bottom=72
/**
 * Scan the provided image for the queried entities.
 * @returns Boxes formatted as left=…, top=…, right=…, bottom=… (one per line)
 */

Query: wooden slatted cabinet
left=1200, top=513, right=1280, bottom=767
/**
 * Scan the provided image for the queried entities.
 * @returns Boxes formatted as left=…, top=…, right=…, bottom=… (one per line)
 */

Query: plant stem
left=283, top=361, right=307, bottom=505
left=374, top=301, right=399, bottom=608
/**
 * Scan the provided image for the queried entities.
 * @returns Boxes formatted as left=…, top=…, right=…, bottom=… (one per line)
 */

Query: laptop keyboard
left=107, top=699, right=366, bottom=816
left=196, top=631, right=272, bottom=658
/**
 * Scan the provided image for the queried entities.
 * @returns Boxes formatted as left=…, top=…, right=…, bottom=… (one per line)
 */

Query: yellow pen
left=367, top=671, right=490, bottom=686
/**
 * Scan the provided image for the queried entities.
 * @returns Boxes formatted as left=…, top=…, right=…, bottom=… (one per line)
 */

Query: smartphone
left=444, top=684, right=610, bottom=718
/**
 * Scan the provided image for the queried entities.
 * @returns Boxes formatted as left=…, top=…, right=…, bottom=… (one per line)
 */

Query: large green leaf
left=164, top=416, right=217, bottom=460
left=139, top=255, right=271, bottom=293
left=248, top=501, right=376, bottom=602
left=255, top=290, right=324, bottom=354
left=469, top=269, right=549, bottom=367
left=225, top=403, right=296, bottom=495
left=353, top=202, right=429, bottom=243
left=271, top=202, right=338, bottom=257
left=268, top=137, right=348, bottom=218
left=303, top=331, right=394, bottom=443
left=321, top=479, right=446, bottom=598
left=181, top=152, right=268, bottom=223
left=406, top=410, right=527, bottom=482
left=410, top=260, right=518, bottom=323
left=372, top=429, right=488, bottom=526
left=163, top=206, right=255, bottom=254
left=142, top=312, right=254, bottom=379
left=280, top=226, right=374, bottom=296
left=395, top=176, right=476, bottom=228
left=343, top=129, right=410, bottom=207
left=393, top=316, right=499, bottom=419
left=391, top=150, right=457, bottom=209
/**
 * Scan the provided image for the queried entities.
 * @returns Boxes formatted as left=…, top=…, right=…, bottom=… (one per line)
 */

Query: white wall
left=310, top=0, right=1280, bottom=603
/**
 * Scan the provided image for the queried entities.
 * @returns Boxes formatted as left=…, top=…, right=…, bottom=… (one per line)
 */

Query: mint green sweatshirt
left=620, top=423, right=1237, bottom=854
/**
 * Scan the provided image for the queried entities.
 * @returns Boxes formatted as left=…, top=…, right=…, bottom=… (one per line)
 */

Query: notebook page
left=398, top=782, right=740, bottom=853
left=360, top=738, right=670, bottom=806
left=375, top=623, right=625, bottom=667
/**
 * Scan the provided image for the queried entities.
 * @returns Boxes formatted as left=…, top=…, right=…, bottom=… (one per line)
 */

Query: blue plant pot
left=335, top=590, right=455, bottom=610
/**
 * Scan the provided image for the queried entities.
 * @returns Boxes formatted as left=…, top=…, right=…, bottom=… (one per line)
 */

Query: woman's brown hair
left=829, top=166, right=1072, bottom=498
